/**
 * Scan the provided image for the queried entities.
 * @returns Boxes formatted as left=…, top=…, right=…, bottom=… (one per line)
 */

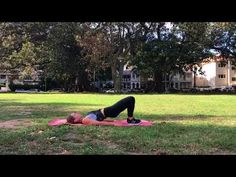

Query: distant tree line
left=0, top=22, right=235, bottom=92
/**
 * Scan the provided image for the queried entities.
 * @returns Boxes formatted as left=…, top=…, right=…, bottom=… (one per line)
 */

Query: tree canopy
left=0, top=22, right=232, bottom=92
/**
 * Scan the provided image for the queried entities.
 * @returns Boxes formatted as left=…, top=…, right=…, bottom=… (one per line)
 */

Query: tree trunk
left=164, top=72, right=168, bottom=92
left=5, top=75, right=10, bottom=91
left=117, top=62, right=124, bottom=93
left=193, top=72, right=196, bottom=88
left=154, top=71, right=164, bottom=92
left=111, top=64, right=118, bottom=92
left=192, top=66, right=198, bottom=88
left=78, top=71, right=91, bottom=92
left=74, top=76, right=79, bottom=92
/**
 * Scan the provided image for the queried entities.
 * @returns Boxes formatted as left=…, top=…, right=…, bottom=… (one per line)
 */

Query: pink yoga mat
left=113, top=120, right=153, bottom=126
left=48, top=118, right=153, bottom=127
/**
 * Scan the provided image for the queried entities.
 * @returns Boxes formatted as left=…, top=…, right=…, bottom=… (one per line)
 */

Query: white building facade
left=195, top=57, right=236, bottom=88
left=171, top=56, right=236, bottom=90
left=122, top=65, right=141, bottom=90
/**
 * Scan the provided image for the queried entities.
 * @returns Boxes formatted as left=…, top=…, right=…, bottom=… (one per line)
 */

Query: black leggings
left=104, top=96, right=135, bottom=118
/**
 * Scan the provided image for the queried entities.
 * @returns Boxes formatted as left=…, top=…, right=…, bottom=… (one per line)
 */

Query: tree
left=41, top=22, right=92, bottom=92
left=76, top=23, right=112, bottom=88
left=209, top=22, right=236, bottom=66
left=89, top=22, right=152, bottom=93
left=134, top=22, right=212, bottom=92
left=174, top=22, right=213, bottom=88
left=0, top=22, right=48, bottom=89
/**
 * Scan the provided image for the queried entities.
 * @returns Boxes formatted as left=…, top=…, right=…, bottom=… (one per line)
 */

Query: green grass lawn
left=0, top=93, right=235, bottom=155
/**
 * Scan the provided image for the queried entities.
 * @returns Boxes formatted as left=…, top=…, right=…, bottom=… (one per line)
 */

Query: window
left=123, top=75, right=128, bottom=81
left=218, top=74, right=226, bottom=78
left=186, top=83, right=191, bottom=88
left=181, top=83, right=185, bottom=88
left=132, top=83, right=135, bottom=88
left=232, top=77, right=236, bottom=81
left=0, top=75, right=6, bottom=79
left=175, top=83, right=178, bottom=88
left=232, top=66, right=236, bottom=70
left=218, top=63, right=226, bottom=67
left=186, top=73, right=191, bottom=78
left=123, top=75, right=131, bottom=82
left=127, top=83, right=130, bottom=88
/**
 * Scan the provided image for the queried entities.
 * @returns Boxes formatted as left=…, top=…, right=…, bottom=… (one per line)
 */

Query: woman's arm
left=65, top=122, right=83, bottom=126
left=82, top=116, right=115, bottom=126
left=102, top=118, right=114, bottom=122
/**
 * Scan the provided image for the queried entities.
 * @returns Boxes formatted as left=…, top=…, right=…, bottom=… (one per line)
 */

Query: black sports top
left=86, top=109, right=105, bottom=121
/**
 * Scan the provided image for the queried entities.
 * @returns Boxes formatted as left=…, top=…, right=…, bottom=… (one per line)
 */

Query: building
left=195, top=56, right=236, bottom=88
left=0, top=71, right=41, bottom=91
left=122, top=64, right=141, bottom=90
left=170, top=56, right=236, bottom=90
left=170, top=71, right=193, bottom=90
left=0, top=73, right=14, bottom=91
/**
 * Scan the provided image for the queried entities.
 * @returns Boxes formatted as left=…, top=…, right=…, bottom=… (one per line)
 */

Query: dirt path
left=0, top=119, right=33, bottom=129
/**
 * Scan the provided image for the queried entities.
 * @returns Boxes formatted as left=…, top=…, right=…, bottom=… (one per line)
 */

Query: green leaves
left=0, top=22, right=235, bottom=92
left=133, top=22, right=213, bottom=91
left=209, top=22, right=236, bottom=59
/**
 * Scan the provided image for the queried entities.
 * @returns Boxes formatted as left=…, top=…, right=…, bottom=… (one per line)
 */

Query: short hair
left=67, top=115, right=75, bottom=124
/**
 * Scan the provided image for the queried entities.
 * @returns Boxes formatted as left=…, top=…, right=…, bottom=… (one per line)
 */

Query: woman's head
left=66, top=112, right=83, bottom=124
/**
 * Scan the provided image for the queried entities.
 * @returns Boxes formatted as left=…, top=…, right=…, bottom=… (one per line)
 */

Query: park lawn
left=0, top=93, right=235, bottom=155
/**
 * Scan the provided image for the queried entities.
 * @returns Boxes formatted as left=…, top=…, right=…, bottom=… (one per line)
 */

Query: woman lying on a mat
left=66, top=96, right=141, bottom=126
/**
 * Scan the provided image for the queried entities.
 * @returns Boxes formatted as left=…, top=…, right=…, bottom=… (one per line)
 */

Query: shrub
left=9, top=84, right=39, bottom=91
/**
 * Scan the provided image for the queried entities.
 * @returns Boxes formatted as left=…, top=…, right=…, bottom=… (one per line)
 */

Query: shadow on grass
left=136, top=113, right=236, bottom=121
left=173, top=93, right=236, bottom=96
left=0, top=120, right=234, bottom=155
left=0, top=100, right=105, bottom=121
left=1, top=100, right=236, bottom=125
left=107, top=122, right=236, bottom=154
left=0, top=99, right=103, bottom=107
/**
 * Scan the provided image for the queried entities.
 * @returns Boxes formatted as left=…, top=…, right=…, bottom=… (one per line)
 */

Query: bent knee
left=128, top=96, right=135, bottom=102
